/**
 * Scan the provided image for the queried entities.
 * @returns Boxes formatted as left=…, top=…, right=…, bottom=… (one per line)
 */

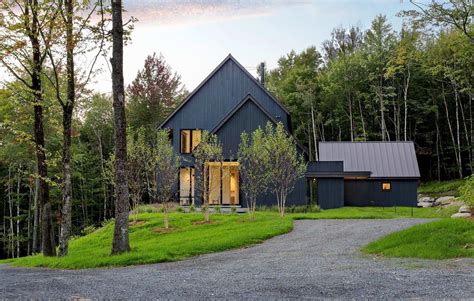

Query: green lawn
left=418, top=179, right=466, bottom=195
left=3, top=212, right=292, bottom=269
left=1, top=206, right=463, bottom=269
left=362, top=218, right=474, bottom=259
left=291, top=206, right=459, bottom=219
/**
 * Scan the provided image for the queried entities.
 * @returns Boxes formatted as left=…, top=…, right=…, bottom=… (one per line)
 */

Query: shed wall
left=317, top=178, right=344, bottom=209
left=344, top=179, right=418, bottom=207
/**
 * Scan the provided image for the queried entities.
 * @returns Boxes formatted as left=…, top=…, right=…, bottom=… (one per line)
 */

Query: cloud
left=123, top=0, right=311, bottom=27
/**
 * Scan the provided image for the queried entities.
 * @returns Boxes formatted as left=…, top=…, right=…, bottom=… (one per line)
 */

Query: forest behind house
left=0, top=1, right=472, bottom=259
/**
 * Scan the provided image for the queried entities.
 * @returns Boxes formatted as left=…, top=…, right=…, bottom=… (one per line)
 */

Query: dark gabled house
left=160, top=54, right=307, bottom=207
left=306, top=142, right=420, bottom=209
left=161, top=54, right=421, bottom=209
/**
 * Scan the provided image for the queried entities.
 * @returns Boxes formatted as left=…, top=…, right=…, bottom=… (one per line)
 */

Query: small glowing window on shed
left=382, top=182, right=391, bottom=191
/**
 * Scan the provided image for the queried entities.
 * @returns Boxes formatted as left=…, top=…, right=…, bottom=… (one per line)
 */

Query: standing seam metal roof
left=319, top=142, right=420, bottom=178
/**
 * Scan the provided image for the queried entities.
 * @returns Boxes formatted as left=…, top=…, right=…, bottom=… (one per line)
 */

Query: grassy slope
left=362, top=219, right=474, bottom=259
left=4, top=212, right=292, bottom=269
left=418, top=179, right=465, bottom=195
left=1, top=206, right=463, bottom=269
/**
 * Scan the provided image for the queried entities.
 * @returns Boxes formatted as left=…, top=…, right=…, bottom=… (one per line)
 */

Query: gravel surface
left=1, top=219, right=473, bottom=299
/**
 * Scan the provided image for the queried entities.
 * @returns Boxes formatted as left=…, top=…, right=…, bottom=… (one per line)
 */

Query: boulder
left=417, top=201, right=434, bottom=208
left=418, top=196, right=435, bottom=203
left=451, top=212, right=471, bottom=218
left=434, top=196, right=456, bottom=206
left=458, top=205, right=472, bottom=213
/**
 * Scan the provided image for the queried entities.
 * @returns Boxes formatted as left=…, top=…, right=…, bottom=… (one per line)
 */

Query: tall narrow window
left=180, top=129, right=201, bottom=153
left=179, top=167, right=195, bottom=205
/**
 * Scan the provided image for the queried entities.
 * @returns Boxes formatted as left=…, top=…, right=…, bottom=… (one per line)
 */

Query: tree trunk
left=348, top=94, right=354, bottom=141
left=454, top=84, right=463, bottom=178
left=442, top=84, right=462, bottom=178
left=32, top=176, right=39, bottom=253
left=111, top=0, right=130, bottom=255
left=29, top=0, right=55, bottom=256
left=403, top=70, right=410, bottom=141
left=358, top=97, right=367, bottom=140
left=27, top=180, right=32, bottom=255
left=8, top=167, right=14, bottom=258
left=310, top=103, right=318, bottom=160
left=58, top=0, right=76, bottom=257
left=16, top=165, right=21, bottom=258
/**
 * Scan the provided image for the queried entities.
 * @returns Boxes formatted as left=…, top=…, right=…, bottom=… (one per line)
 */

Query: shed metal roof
left=319, top=142, right=420, bottom=178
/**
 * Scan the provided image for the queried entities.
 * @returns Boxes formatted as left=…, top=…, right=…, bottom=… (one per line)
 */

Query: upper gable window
left=180, top=129, right=201, bottom=154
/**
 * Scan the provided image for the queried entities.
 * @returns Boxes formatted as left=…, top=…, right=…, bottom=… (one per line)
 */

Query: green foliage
left=264, top=122, right=306, bottom=216
left=230, top=205, right=237, bottom=214
left=238, top=127, right=270, bottom=218
left=134, top=205, right=160, bottom=214
left=362, top=219, right=474, bottom=259
left=418, top=179, right=466, bottom=195
left=458, top=175, right=474, bottom=210
left=189, top=204, right=196, bottom=212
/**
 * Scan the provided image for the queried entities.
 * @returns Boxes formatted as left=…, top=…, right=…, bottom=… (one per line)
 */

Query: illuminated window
left=382, top=182, right=391, bottom=191
left=179, top=167, right=195, bottom=205
left=180, top=129, right=201, bottom=153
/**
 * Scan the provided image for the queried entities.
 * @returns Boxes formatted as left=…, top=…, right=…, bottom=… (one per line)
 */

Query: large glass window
left=179, top=167, right=195, bottom=205
left=206, top=162, right=239, bottom=205
left=180, top=129, right=201, bottom=153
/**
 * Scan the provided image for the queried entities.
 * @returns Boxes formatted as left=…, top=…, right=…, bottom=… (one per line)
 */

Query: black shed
left=306, top=142, right=420, bottom=209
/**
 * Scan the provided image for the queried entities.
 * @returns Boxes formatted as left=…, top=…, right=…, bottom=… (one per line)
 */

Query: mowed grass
left=3, top=212, right=292, bottom=269
left=291, top=206, right=458, bottom=220
left=1, top=206, right=463, bottom=269
left=362, top=219, right=474, bottom=259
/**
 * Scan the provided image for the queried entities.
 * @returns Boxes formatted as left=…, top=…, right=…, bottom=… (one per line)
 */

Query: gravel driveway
left=1, top=219, right=473, bottom=299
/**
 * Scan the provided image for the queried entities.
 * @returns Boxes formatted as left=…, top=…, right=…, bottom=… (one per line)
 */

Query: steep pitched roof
left=160, top=54, right=289, bottom=128
left=212, top=94, right=307, bottom=154
left=319, top=142, right=420, bottom=178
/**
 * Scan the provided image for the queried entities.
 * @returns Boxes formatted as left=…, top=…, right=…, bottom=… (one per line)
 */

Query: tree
left=403, top=0, right=473, bottom=43
left=110, top=0, right=130, bottom=255
left=238, top=128, right=269, bottom=219
left=0, top=0, right=59, bottom=256
left=364, top=15, right=396, bottom=141
left=127, top=53, right=187, bottom=131
left=192, top=132, right=223, bottom=222
left=386, top=26, right=420, bottom=141
left=264, top=122, right=306, bottom=217
left=125, top=130, right=147, bottom=223
left=150, top=130, right=179, bottom=229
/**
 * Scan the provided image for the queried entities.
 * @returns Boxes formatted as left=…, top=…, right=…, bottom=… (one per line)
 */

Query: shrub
left=458, top=176, right=474, bottom=214
left=135, top=204, right=160, bottom=214
left=176, top=206, right=184, bottom=213
left=230, top=205, right=237, bottom=214
left=214, top=205, right=221, bottom=214
left=81, top=225, right=97, bottom=236
left=189, top=204, right=196, bottom=212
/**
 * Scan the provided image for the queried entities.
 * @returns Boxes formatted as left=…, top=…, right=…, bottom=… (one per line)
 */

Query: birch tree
left=192, top=132, right=223, bottom=222
left=238, top=128, right=269, bottom=219
left=264, top=122, right=306, bottom=217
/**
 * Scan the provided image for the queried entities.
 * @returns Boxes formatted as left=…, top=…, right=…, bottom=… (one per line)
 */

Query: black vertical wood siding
left=163, top=58, right=289, bottom=154
left=317, top=178, right=344, bottom=209
left=344, top=179, right=418, bottom=207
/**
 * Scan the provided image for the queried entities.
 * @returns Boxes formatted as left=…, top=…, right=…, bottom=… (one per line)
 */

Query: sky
left=2, top=0, right=415, bottom=93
